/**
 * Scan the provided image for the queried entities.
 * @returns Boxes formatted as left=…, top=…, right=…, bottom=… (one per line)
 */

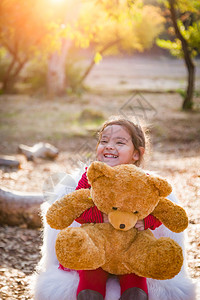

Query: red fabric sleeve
left=144, top=172, right=162, bottom=230
left=75, top=171, right=91, bottom=190
left=75, top=171, right=103, bottom=224
left=75, top=206, right=104, bottom=224
left=144, top=214, right=162, bottom=230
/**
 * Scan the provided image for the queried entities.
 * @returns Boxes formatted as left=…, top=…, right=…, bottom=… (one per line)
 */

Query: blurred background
left=0, top=0, right=200, bottom=298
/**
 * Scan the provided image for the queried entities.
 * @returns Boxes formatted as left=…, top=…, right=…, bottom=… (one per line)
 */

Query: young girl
left=59, top=117, right=162, bottom=300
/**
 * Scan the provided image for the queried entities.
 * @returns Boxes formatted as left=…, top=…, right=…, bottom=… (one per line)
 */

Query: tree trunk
left=183, top=57, right=195, bottom=110
left=0, top=156, right=20, bottom=168
left=169, top=0, right=195, bottom=110
left=2, top=57, right=17, bottom=92
left=47, top=0, right=82, bottom=96
left=47, top=39, right=72, bottom=96
left=2, top=57, right=27, bottom=93
left=0, top=187, right=43, bottom=228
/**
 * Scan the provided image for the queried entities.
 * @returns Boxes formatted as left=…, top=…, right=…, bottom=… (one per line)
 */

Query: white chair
left=31, top=169, right=196, bottom=300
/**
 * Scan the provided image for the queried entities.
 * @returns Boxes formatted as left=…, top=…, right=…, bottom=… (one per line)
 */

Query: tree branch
left=169, top=0, right=194, bottom=70
left=0, top=187, right=43, bottom=228
left=79, top=38, right=121, bottom=85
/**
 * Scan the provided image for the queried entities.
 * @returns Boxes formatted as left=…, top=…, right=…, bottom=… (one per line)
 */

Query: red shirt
left=75, top=171, right=162, bottom=230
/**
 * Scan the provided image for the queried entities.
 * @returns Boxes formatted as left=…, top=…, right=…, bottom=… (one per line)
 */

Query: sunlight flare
left=50, top=0, right=65, bottom=4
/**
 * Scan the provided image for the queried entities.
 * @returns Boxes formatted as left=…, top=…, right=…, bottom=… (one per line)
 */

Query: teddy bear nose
left=120, top=224, right=125, bottom=229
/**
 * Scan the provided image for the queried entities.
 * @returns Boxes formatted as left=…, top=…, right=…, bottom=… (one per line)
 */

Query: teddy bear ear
left=87, top=161, right=115, bottom=184
left=148, top=175, right=172, bottom=197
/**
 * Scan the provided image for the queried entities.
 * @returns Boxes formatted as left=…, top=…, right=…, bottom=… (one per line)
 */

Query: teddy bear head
left=87, top=161, right=172, bottom=231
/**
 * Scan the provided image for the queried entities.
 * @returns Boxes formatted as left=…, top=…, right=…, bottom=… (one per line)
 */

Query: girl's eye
left=100, top=140, right=108, bottom=144
left=117, top=142, right=125, bottom=145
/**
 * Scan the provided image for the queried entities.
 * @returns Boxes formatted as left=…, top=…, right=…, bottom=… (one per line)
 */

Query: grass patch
left=0, top=111, right=21, bottom=118
left=78, top=108, right=105, bottom=124
left=0, top=99, right=105, bottom=152
left=176, top=88, right=186, bottom=99
left=176, top=89, right=200, bottom=99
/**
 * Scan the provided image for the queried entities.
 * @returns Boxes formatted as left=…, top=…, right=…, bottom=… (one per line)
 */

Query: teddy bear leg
left=55, top=226, right=106, bottom=270
left=144, top=236, right=183, bottom=280
left=127, top=232, right=183, bottom=280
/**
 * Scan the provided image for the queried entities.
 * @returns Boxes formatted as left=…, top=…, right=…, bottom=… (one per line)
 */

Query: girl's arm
left=76, top=206, right=104, bottom=224
left=144, top=214, right=162, bottom=230
left=75, top=171, right=104, bottom=224
left=135, top=215, right=162, bottom=231
left=75, top=171, right=91, bottom=190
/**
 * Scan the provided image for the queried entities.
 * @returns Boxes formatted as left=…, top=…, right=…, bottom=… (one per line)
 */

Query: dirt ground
left=0, top=56, right=200, bottom=299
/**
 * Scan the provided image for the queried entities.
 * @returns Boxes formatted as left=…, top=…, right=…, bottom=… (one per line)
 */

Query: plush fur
left=46, top=162, right=188, bottom=280
left=31, top=164, right=196, bottom=300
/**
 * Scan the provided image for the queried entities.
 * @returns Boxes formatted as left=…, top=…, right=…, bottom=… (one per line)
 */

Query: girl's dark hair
left=97, top=117, right=149, bottom=166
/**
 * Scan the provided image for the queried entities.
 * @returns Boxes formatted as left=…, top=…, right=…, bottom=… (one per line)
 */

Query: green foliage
left=79, top=108, right=105, bottom=124
left=157, top=18, right=200, bottom=58
left=94, top=53, right=103, bottom=64
left=0, top=0, right=50, bottom=57
left=176, top=88, right=186, bottom=99
left=24, top=57, right=48, bottom=92
left=65, top=59, right=85, bottom=94
left=156, top=38, right=183, bottom=57
left=156, top=0, right=200, bottom=59
left=0, top=0, right=54, bottom=92
left=158, top=0, right=200, bottom=12
left=156, top=0, right=199, bottom=110
left=0, top=48, right=10, bottom=81
left=91, top=0, right=165, bottom=54
left=0, top=0, right=166, bottom=94
left=186, top=21, right=200, bottom=53
left=24, top=54, right=85, bottom=94
left=177, top=88, right=200, bottom=101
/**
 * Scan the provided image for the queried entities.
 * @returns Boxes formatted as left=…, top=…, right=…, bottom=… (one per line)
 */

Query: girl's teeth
left=104, top=155, right=117, bottom=158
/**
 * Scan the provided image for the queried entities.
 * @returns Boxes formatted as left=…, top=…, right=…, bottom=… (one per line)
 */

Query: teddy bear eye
left=133, top=211, right=139, bottom=214
left=112, top=207, right=118, bottom=210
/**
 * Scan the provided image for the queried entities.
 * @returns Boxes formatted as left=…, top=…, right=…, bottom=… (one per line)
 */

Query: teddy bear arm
left=151, top=198, right=188, bottom=233
left=46, top=189, right=93, bottom=229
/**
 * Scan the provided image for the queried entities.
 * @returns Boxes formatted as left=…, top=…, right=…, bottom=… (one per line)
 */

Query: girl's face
left=96, top=125, right=140, bottom=167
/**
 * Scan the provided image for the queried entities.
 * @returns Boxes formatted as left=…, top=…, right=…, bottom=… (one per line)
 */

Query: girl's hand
left=103, top=213, right=109, bottom=223
left=135, top=220, right=145, bottom=231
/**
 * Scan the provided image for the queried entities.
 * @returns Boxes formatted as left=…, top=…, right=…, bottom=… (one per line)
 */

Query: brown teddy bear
left=46, top=161, right=188, bottom=280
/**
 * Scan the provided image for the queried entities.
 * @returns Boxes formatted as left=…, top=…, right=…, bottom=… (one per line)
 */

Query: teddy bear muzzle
left=108, top=211, right=138, bottom=231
